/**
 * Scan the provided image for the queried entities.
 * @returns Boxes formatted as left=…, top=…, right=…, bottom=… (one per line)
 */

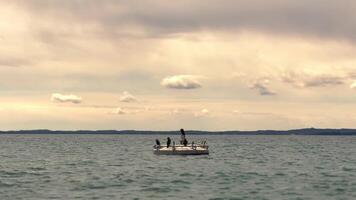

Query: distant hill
left=1, top=128, right=356, bottom=135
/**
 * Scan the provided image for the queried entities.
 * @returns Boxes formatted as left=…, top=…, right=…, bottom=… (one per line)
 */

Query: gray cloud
left=12, top=0, right=356, bottom=42
left=250, top=80, right=277, bottom=96
left=302, top=77, right=344, bottom=87
left=0, top=57, right=31, bottom=68
left=282, top=72, right=345, bottom=88
left=251, top=83, right=277, bottom=96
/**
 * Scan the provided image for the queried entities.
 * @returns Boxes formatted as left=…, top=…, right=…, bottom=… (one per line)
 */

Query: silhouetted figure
left=180, top=128, right=186, bottom=136
left=183, top=138, right=188, bottom=146
left=155, top=139, right=161, bottom=146
left=180, top=128, right=186, bottom=145
left=167, top=137, right=171, bottom=148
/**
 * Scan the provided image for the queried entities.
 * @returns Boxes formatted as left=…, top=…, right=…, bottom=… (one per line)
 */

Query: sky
left=1, top=0, right=356, bottom=131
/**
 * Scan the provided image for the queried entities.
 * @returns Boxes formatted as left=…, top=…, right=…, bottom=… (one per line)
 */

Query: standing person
left=180, top=128, right=186, bottom=145
left=167, top=137, right=171, bottom=148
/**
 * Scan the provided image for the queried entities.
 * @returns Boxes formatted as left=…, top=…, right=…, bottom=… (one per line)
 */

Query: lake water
left=0, top=134, right=356, bottom=200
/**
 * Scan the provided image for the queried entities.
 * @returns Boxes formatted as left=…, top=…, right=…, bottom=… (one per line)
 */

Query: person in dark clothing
left=167, top=137, right=171, bottom=148
left=180, top=128, right=186, bottom=145
left=155, top=139, right=161, bottom=146
left=180, top=128, right=186, bottom=136
left=183, top=138, right=188, bottom=146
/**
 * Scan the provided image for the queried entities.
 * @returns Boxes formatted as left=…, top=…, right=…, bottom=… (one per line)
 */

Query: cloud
left=51, top=93, right=82, bottom=104
left=161, top=75, right=202, bottom=89
left=350, top=81, right=356, bottom=89
left=194, top=108, right=210, bottom=117
left=112, top=107, right=144, bottom=115
left=14, top=0, right=356, bottom=42
left=303, top=77, right=344, bottom=87
left=170, top=108, right=181, bottom=115
left=119, top=91, right=137, bottom=102
left=282, top=72, right=345, bottom=88
left=0, top=57, right=31, bottom=68
left=232, top=110, right=240, bottom=114
left=113, top=107, right=127, bottom=115
left=250, top=80, right=276, bottom=96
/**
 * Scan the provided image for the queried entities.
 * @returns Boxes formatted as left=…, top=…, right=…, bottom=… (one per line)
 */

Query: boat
left=153, top=144, right=209, bottom=155
left=153, top=129, right=209, bottom=155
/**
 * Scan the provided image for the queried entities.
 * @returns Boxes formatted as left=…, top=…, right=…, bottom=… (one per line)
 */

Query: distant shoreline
left=1, top=128, right=356, bottom=135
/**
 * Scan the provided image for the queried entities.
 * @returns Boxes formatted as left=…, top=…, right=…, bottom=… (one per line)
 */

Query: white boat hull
left=153, top=145, right=209, bottom=155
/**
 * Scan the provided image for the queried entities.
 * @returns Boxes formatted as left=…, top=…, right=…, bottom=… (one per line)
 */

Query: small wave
left=28, top=167, right=46, bottom=171
left=342, top=166, right=355, bottom=172
left=170, top=179, right=191, bottom=184
left=0, top=170, right=29, bottom=177
left=179, top=172, right=194, bottom=177
left=141, top=186, right=172, bottom=193
left=0, top=181, right=16, bottom=188
left=274, top=172, right=286, bottom=176
left=72, top=183, right=125, bottom=191
left=320, top=172, right=339, bottom=178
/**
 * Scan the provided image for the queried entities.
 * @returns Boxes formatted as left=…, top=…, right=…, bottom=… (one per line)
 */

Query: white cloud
left=113, top=107, right=127, bottom=115
left=161, top=75, right=202, bottom=89
left=170, top=108, right=181, bottom=115
left=350, top=81, right=356, bottom=89
left=194, top=108, right=210, bottom=117
left=119, top=91, right=137, bottom=102
left=51, top=93, right=82, bottom=104
left=112, top=107, right=145, bottom=115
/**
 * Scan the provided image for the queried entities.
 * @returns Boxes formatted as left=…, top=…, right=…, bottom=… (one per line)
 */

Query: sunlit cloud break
left=161, top=75, right=202, bottom=89
left=194, top=109, right=210, bottom=117
left=51, top=93, right=82, bottom=104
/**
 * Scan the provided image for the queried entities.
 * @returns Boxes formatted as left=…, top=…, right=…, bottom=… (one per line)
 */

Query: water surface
left=0, top=134, right=355, bottom=199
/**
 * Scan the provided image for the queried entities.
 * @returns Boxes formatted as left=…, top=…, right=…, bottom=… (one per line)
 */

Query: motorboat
left=153, top=129, right=209, bottom=155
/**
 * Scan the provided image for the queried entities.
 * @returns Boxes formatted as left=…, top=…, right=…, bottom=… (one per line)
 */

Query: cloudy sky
left=1, top=0, right=356, bottom=131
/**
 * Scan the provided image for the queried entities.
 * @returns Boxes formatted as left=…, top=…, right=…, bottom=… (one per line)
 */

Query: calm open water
left=0, top=134, right=356, bottom=200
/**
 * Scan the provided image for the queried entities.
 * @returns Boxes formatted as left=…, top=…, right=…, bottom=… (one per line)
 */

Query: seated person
left=183, top=138, right=188, bottom=146
left=155, top=139, right=161, bottom=147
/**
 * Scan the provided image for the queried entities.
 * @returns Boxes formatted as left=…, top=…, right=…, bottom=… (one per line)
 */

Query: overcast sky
left=1, top=0, right=356, bottom=130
